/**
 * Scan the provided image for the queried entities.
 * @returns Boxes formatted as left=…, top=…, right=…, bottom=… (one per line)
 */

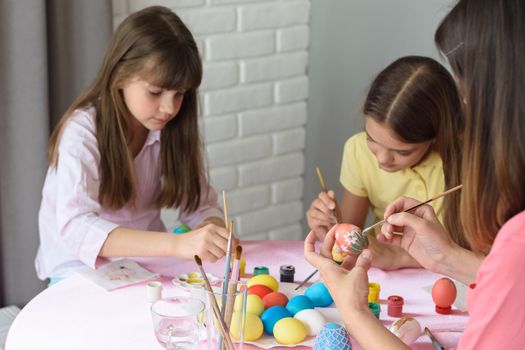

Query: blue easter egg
left=313, top=323, right=352, bottom=350
left=172, top=224, right=191, bottom=234
left=285, top=295, right=314, bottom=316
left=260, top=306, right=292, bottom=335
left=305, top=282, right=334, bottom=307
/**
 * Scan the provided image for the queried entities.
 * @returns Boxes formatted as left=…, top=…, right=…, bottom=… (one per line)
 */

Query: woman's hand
left=378, top=196, right=456, bottom=273
left=341, top=234, right=421, bottom=270
left=304, top=229, right=372, bottom=315
left=306, top=191, right=338, bottom=241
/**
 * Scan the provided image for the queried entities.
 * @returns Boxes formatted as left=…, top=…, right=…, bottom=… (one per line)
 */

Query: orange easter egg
left=431, top=277, right=457, bottom=314
left=334, top=223, right=368, bottom=256
left=248, top=284, right=274, bottom=299
left=263, top=291, right=289, bottom=309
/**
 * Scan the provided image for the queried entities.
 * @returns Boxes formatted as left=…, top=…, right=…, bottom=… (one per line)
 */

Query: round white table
left=6, top=240, right=467, bottom=349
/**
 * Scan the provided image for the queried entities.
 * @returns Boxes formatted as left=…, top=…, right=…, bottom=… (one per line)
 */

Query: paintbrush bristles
left=235, top=245, right=242, bottom=260
left=194, top=255, right=202, bottom=266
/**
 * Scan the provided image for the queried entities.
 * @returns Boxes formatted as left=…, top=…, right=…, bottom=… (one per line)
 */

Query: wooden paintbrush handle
left=224, top=283, right=237, bottom=331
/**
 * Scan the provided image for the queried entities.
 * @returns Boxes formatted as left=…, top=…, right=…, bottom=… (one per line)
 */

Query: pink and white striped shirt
left=35, top=107, right=222, bottom=279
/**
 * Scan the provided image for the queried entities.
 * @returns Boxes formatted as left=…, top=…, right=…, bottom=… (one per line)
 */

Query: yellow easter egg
left=247, top=274, right=279, bottom=292
left=234, top=294, right=264, bottom=316
left=273, top=317, right=307, bottom=344
left=230, top=312, right=263, bottom=341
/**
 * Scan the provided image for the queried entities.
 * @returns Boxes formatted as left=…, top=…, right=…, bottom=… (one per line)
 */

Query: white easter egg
left=294, top=309, right=326, bottom=336
left=389, top=317, right=422, bottom=345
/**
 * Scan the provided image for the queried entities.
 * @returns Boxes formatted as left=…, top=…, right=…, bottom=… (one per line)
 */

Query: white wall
left=304, top=0, right=456, bottom=226
left=113, top=0, right=310, bottom=240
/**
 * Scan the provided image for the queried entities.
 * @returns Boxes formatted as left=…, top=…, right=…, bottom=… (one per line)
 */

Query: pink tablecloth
left=6, top=240, right=467, bottom=350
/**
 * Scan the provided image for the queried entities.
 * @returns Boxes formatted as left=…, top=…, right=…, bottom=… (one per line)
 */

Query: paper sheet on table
left=77, top=258, right=159, bottom=291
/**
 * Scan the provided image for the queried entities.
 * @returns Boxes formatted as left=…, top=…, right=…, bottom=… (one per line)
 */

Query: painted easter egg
left=248, top=284, right=273, bottom=299
left=313, top=323, right=352, bottom=350
left=388, top=316, right=422, bottom=345
left=331, top=244, right=346, bottom=263
left=234, top=294, right=264, bottom=316
left=172, top=224, right=191, bottom=234
left=285, top=295, right=314, bottom=316
left=247, top=274, right=279, bottom=292
left=230, top=311, right=263, bottom=341
left=263, top=291, right=289, bottom=309
left=305, top=282, right=333, bottom=307
left=273, top=317, right=308, bottom=345
left=432, top=277, right=457, bottom=314
left=334, top=223, right=368, bottom=256
left=261, top=306, right=292, bottom=335
left=294, top=309, right=326, bottom=336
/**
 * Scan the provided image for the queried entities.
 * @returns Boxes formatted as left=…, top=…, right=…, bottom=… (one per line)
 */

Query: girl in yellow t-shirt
left=306, top=56, right=466, bottom=269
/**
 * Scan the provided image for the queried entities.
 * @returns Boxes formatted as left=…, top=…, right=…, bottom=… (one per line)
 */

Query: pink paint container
left=387, top=295, right=404, bottom=317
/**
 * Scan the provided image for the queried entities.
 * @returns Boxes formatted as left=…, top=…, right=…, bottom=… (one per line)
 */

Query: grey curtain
left=0, top=0, right=112, bottom=307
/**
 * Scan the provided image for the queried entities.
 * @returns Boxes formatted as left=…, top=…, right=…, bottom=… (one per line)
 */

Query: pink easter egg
left=334, top=223, right=369, bottom=256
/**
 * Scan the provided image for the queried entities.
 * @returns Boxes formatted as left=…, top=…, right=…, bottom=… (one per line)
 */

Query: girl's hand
left=304, top=230, right=372, bottom=315
left=378, top=196, right=455, bottom=273
left=179, top=224, right=232, bottom=262
left=306, top=190, right=338, bottom=240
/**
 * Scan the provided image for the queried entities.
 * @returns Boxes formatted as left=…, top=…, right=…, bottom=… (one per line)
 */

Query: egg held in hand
left=334, top=223, right=369, bottom=256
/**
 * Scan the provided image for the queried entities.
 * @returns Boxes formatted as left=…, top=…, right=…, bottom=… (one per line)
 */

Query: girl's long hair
left=364, top=56, right=467, bottom=248
left=48, top=6, right=205, bottom=212
left=436, top=0, right=525, bottom=254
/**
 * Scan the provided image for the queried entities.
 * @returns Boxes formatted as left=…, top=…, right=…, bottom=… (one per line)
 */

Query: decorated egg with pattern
left=313, top=322, right=352, bottom=350
left=388, top=316, right=422, bottom=345
left=334, top=223, right=368, bottom=256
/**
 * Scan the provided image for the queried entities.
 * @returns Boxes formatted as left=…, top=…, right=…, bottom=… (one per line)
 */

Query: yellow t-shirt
left=340, top=132, right=445, bottom=233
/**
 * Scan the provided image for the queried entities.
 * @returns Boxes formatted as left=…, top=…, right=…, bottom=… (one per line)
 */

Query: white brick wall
left=113, top=0, right=310, bottom=240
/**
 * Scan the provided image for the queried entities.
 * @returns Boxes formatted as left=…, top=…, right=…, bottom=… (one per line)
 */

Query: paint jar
left=279, top=265, right=295, bottom=283
left=368, top=282, right=381, bottom=302
left=254, top=266, right=269, bottom=276
left=146, top=281, right=163, bottom=303
left=368, top=302, right=381, bottom=319
left=387, top=295, right=404, bottom=317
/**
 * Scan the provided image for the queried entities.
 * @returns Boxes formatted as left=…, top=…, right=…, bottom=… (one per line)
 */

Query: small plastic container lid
left=254, top=266, right=269, bottom=276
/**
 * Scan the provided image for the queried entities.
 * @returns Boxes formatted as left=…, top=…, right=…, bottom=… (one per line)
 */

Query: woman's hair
left=47, top=6, right=205, bottom=212
left=363, top=56, right=467, bottom=248
left=436, top=0, right=525, bottom=254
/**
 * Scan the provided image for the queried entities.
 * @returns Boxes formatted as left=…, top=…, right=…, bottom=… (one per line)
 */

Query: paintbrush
left=316, top=167, right=343, bottom=223
left=194, top=255, right=235, bottom=350
left=222, top=191, right=230, bottom=231
left=218, top=221, right=234, bottom=350
left=361, top=184, right=463, bottom=235
left=295, top=167, right=342, bottom=290
left=424, top=327, right=446, bottom=350
left=224, top=245, right=242, bottom=327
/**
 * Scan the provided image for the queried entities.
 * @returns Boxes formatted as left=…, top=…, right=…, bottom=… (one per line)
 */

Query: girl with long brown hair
left=305, top=0, right=525, bottom=348
left=36, top=6, right=232, bottom=283
left=307, top=55, right=465, bottom=269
